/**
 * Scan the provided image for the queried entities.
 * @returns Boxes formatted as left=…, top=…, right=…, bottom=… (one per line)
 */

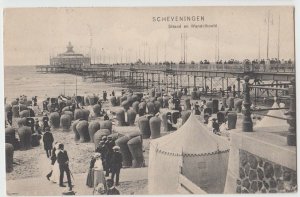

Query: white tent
left=255, top=101, right=289, bottom=129
left=148, top=114, right=230, bottom=194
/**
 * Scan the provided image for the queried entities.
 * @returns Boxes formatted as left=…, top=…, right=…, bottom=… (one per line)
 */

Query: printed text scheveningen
left=153, top=16, right=205, bottom=22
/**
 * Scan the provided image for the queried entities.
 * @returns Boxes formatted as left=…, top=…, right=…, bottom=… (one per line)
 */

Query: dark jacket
left=50, top=147, right=57, bottom=165
left=212, top=122, right=220, bottom=131
left=57, top=150, right=69, bottom=166
left=107, top=187, right=120, bottom=195
left=7, top=111, right=12, bottom=119
left=89, top=158, right=96, bottom=169
left=110, top=152, right=123, bottom=170
left=43, top=132, right=54, bottom=150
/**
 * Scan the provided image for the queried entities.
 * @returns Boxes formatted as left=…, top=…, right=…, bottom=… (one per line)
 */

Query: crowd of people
left=86, top=134, right=123, bottom=194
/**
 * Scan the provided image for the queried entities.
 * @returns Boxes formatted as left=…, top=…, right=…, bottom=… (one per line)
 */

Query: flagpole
left=258, top=28, right=261, bottom=60
left=267, top=10, right=270, bottom=59
left=277, top=14, right=280, bottom=60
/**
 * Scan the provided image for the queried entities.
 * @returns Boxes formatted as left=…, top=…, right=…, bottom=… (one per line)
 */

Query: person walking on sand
left=57, top=144, right=73, bottom=191
left=43, top=127, right=54, bottom=158
left=46, top=142, right=58, bottom=181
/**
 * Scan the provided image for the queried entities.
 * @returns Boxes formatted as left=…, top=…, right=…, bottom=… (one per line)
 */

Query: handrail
left=178, top=174, right=207, bottom=194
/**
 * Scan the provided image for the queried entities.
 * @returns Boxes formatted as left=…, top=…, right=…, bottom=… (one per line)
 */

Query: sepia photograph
left=3, top=6, right=296, bottom=195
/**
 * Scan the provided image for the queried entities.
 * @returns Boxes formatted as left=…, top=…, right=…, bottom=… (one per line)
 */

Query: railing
left=36, top=62, right=295, bottom=74
left=88, top=63, right=295, bottom=73
left=177, top=174, right=207, bottom=194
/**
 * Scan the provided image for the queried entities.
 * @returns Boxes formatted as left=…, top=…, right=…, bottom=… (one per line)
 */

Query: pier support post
left=226, top=78, right=229, bottom=97
left=237, top=77, right=241, bottom=97
left=242, top=76, right=253, bottom=132
left=187, top=75, right=190, bottom=91
left=275, top=80, right=278, bottom=97
left=176, top=74, right=179, bottom=90
left=204, top=76, right=207, bottom=95
left=158, top=73, right=160, bottom=91
left=151, top=73, right=154, bottom=88
left=166, top=74, right=168, bottom=94
left=254, top=79, right=259, bottom=105
left=173, top=74, right=176, bottom=91
left=222, top=77, right=224, bottom=90
left=142, top=72, right=145, bottom=89
left=194, top=76, right=196, bottom=88
left=210, top=77, right=213, bottom=95
left=146, top=73, right=149, bottom=90
left=286, top=78, right=296, bottom=146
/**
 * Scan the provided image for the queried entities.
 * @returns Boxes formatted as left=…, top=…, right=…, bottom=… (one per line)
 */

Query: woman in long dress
left=50, top=143, right=66, bottom=184
left=89, top=153, right=107, bottom=193
left=86, top=154, right=96, bottom=187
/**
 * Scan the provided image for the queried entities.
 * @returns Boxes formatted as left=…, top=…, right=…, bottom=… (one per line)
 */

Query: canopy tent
left=254, top=101, right=289, bottom=129
left=148, top=114, right=230, bottom=194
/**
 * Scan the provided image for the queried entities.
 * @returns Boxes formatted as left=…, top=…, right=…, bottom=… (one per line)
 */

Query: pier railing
left=36, top=62, right=295, bottom=74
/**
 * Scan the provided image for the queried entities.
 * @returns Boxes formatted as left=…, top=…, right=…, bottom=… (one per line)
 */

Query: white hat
left=112, top=146, right=120, bottom=150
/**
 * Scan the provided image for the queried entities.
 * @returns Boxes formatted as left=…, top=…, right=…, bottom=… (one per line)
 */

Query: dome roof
left=152, top=114, right=229, bottom=155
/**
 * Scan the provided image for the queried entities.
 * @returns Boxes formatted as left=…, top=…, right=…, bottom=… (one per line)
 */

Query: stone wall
left=236, top=149, right=297, bottom=193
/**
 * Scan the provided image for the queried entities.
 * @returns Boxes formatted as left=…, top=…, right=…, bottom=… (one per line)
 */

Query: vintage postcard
left=4, top=6, right=296, bottom=195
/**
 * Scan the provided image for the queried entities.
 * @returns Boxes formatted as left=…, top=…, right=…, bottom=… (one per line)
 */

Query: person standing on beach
left=112, top=90, right=115, bottom=97
left=43, top=114, right=49, bottom=132
left=57, top=144, right=73, bottom=191
left=34, top=118, right=42, bottom=134
left=105, top=136, right=115, bottom=177
left=110, top=146, right=123, bottom=186
left=43, top=127, right=54, bottom=158
left=7, top=108, right=13, bottom=126
left=103, top=91, right=107, bottom=101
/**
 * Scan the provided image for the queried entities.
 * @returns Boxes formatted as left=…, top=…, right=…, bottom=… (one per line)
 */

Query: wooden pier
left=36, top=62, right=295, bottom=99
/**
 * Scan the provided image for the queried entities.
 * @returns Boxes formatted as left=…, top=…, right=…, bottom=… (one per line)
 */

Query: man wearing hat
left=96, top=137, right=109, bottom=176
left=57, top=143, right=73, bottom=191
left=43, top=127, right=54, bottom=158
left=194, top=102, right=201, bottom=115
left=166, top=112, right=176, bottom=131
left=34, top=118, right=42, bottom=134
left=110, top=146, right=123, bottom=186
left=105, top=136, right=115, bottom=177
left=42, top=114, right=49, bottom=132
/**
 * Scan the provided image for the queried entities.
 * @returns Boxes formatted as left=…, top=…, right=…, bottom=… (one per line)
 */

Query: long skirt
left=86, top=168, right=94, bottom=188
left=94, top=169, right=107, bottom=192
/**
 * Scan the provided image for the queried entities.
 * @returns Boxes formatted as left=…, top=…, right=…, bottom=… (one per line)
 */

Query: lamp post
left=286, top=78, right=296, bottom=146
left=242, top=75, right=253, bottom=132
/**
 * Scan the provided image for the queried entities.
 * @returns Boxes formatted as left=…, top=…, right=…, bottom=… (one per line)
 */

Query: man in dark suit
left=105, top=136, right=116, bottom=176
left=43, top=127, right=54, bottom=158
left=42, top=114, right=49, bottom=132
left=106, top=179, right=120, bottom=195
left=57, top=144, right=73, bottom=191
left=110, top=146, right=123, bottom=186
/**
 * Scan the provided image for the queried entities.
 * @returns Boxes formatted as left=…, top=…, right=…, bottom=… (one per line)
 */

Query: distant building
left=50, top=42, right=91, bottom=68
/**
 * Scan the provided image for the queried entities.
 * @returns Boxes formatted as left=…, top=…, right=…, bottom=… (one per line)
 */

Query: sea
left=4, top=65, right=123, bottom=103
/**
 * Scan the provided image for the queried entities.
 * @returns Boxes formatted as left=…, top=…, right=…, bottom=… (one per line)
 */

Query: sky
left=4, top=6, right=295, bottom=66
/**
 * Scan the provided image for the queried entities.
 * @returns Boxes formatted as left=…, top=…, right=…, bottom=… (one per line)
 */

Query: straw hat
left=102, top=136, right=107, bottom=140
left=112, top=146, right=120, bottom=151
left=94, top=153, right=101, bottom=158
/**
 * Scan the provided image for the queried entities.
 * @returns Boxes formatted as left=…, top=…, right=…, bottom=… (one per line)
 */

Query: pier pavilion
left=50, top=42, right=91, bottom=69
